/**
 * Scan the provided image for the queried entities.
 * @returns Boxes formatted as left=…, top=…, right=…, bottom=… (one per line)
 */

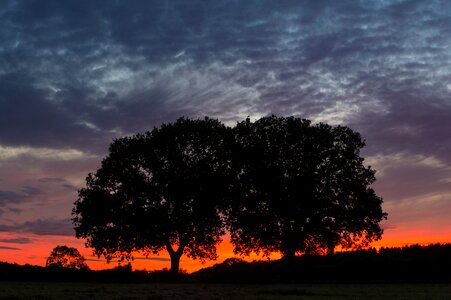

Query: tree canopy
left=73, top=117, right=232, bottom=273
left=73, top=115, right=386, bottom=271
left=227, top=116, right=387, bottom=258
left=46, top=245, right=89, bottom=270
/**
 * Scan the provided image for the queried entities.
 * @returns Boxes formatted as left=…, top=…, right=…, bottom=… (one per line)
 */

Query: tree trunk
left=169, top=252, right=181, bottom=274
left=166, top=242, right=184, bottom=274
left=282, top=250, right=296, bottom=263
left=281, top=239, right=296, bottom=263
left=327, top=246, right=335, bottom=256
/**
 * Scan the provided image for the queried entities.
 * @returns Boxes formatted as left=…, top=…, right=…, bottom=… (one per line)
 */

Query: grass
left=0, top=282, right=450, bottom=300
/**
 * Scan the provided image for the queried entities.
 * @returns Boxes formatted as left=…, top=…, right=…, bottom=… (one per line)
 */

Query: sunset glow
left=1, top=228, right=450, bottom=273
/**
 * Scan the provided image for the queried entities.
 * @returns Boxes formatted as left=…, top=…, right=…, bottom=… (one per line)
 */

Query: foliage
left=46, top=245, right=89, bottom=270
left=227, top=115, right=387, bottom=258
left=192, top=243, right=451, bottom=284
left=1, top=244, right=451, bottom=285
left=73, top=117, right=232, bottom=273
left=73, top=115, right=387, bottom=271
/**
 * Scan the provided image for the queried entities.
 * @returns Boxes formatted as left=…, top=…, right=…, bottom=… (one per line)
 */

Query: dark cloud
left=1, top=0, right=450, bottom=144
left=0, top=177, right=80, bottom=217
left=353, top=93, right=451, bottom=164
left=8, top=208, right=22, bottom=214
left=0, top=246, right=20, bottom=250
left=0, top=186, right=43, bottom=206
left=0, top=190, right=27, bottom=203
left=0, top=218, right=74, bottom=236
left=134, top=257, right=171, bottom=262
left=0, top=76, right=114, bottom=153
left=0, top=237, right=32, bottom=244
left=373, top=159, right=450, bottom=202
left=37, top=178, right=77, bottom=190
left=37, top=178, right=65, bottom=183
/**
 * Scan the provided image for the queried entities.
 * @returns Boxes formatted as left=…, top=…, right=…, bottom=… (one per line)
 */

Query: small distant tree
left=73, top=117, right=232, bottom=273
left=46, top=245, right=89, bottom=269
left=227, top=116, right=387, bottom=259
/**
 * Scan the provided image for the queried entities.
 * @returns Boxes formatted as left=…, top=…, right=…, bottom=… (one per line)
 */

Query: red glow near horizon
left=1, top=227, right=450, bottom=273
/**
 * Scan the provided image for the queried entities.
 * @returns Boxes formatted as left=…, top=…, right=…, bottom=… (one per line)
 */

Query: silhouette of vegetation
left=1, top=244, right=451, bottom=284
left=228, top=116, right=387, bottom=259
left=192, top=243, right=451, bottom=283
left=73, top=115, right=387, bottom=272
left=46, top=245, right=89, bottom=270
left=73, top=117, right=232, bottom=274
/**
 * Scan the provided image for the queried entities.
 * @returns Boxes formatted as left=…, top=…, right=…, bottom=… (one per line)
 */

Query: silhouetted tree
left=46, top=245, right=89, bottom=270
left=73, top=117, right=232, bottom=273
left=227, top=116, right=387, bottom=259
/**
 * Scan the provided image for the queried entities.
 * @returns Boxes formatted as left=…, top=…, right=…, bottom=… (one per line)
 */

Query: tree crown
left=46, top=245, right=89, bottom=270
left=73, top=117, right=232, bottom=272
left=228, top=115, right=387, bottom=257
left=73, top=115, right=386, bottom=269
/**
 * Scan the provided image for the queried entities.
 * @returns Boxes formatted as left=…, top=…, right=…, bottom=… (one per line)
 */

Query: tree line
left=192, top=243, right=451, bottom=283
left=3, top=243, right=451, bottom=283
left=72, top=115, right=387, bottom=273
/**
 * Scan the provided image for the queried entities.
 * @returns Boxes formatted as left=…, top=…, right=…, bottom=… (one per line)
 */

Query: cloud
left=0, top=218, right=74, bottom=236
left=366, top=151, right=451, bottom=204
left=0, top=146, right=94, bottom=161
left=0, top=186, right=43, bottom=207
left=0, top=246, right=21, bottom=250
left=0, top=190, right=28, bottom=203
left=0, top=237, right=32, bottom=244
left=133, top=257, right=171, bottom=262
left=353, top=95, right=451, bottom=161
left=0, top=0, right=449, bottom=149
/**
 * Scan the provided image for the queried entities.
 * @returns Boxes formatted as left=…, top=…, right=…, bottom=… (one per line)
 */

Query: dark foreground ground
left=0, top=282, right=450, bottom=300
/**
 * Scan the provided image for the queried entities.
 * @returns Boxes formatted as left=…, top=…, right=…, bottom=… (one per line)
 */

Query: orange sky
left=1, top=223, right=450, bottom=273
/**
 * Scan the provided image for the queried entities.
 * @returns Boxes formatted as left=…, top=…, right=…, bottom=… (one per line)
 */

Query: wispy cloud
left=0, top=237, right=32, bottom=244
left=0, top=218, right=74, bottom=236
left=0, top=146, right=94, bottom=161
left=133, top=257, right=171, bottom=262
left=0, top=246, right=21, bottom=250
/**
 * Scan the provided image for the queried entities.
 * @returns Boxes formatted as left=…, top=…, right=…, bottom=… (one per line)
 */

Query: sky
left=0, top=0, right=451, bottom=272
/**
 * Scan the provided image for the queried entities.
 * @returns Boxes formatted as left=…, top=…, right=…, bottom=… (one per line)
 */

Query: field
left=0, top=282, right=450, bottom=300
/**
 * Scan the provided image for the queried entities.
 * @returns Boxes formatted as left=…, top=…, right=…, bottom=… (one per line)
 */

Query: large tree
left=227, top=116, right=387, bottom=259
left=73, top=117, right=232, bottom=273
